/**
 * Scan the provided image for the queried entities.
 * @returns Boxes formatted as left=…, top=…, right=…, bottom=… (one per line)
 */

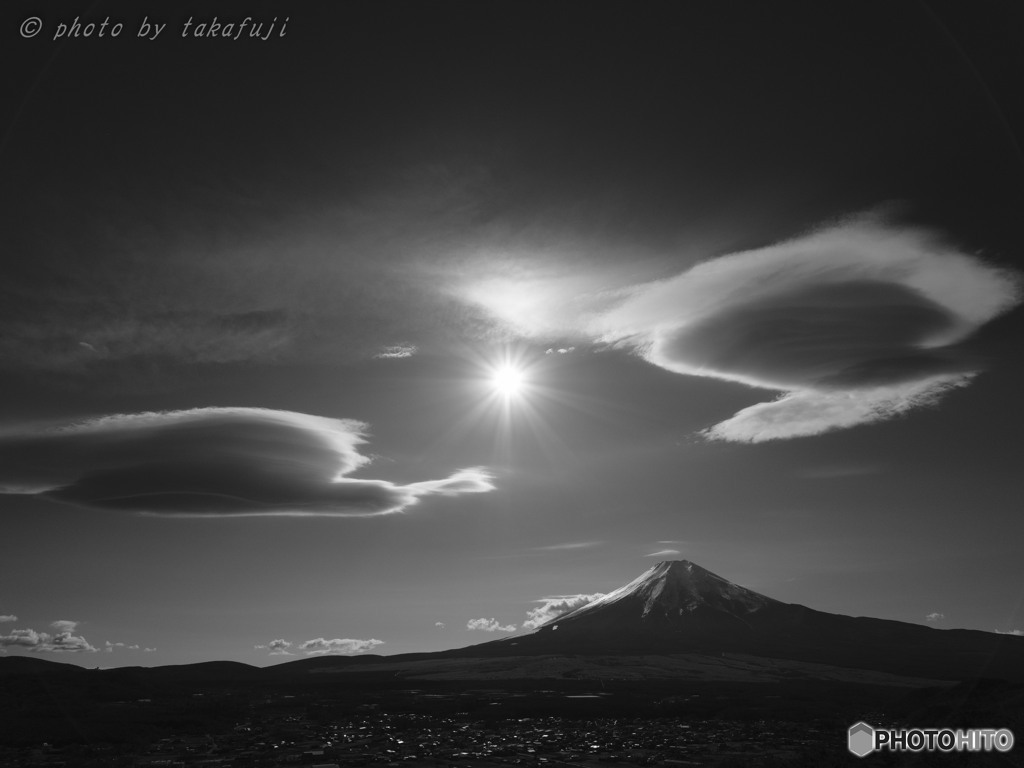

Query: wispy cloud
left=534, top=541, right=602, bottom=552
left=464, top=215, right=1021, bottom=441
left=298, top=637, right=384, bottom=655
left=925, top=612, right=945, bottom=623
left=0, top=615, right=16, bottom=623
left=0, top=165, right=496, bottom=380
left=374, top=344, right=418, bottom=359
left=995, top=629, right=1024, bottom=636
left=597, top=217, right=1020, bottom=441
left=104, top=641, right=142, bottom=653
left=703, top=379, right=971, bottom=443
left=645, top=549, right=681, bottom=558
left=796, top=465, right=884, bottom=480
left=255, top=639, right=294, bottom=656
left=0, top=408, right=495, bottom=516
left=466, top=618, right=517, bottom=632
left=434, top=622, right=445, bottom=629
left=522, top=594, right=605, bottom=630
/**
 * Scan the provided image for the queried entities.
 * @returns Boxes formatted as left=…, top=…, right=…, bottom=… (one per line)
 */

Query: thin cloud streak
left=0, top=408, right=495, bottom=516
left=796, top=465, right=885, bottom=479
left=645, top=549, right=681, bottom=558
left=374, top=344, right=418, bottom=359
left=534, top=541, right=602, bottom=552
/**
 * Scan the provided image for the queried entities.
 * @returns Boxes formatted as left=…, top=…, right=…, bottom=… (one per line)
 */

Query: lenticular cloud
left=595, top=218, right=1021, bottom=441
left=0, top=407, right=494, bottom=515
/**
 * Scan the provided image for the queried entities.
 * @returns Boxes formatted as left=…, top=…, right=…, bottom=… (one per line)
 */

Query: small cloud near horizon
left=0, top=615, right=16, bottom=623
left=925, top=612, right=945, bottom=623
left=995, top=629, right=1024, bottom=636
left=646, top=549, right=681, bottom=558
left=104, top=641, right=142, bottom=652
left=298, top=637, right=384, bottom=655
left=466, top=618, right=517, bottom=632
left=1, top=625, right=98, bottom=653
left=255, top=639, right=294, bottom=656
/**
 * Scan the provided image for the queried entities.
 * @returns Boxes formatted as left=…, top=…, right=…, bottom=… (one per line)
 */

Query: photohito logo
left=848, top=722, right=875, bottom=757
left=848, top=721, right=1014, bottom=757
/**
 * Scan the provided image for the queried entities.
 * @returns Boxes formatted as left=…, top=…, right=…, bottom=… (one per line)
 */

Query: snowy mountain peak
left=550, top=560, right=774, bottom=626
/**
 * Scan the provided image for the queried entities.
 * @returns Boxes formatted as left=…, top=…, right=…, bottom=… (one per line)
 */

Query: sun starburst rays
left=491, top=364, right=527, bottom=400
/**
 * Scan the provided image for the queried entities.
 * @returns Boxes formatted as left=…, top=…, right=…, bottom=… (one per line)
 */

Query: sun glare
left=456, top=346, right=582, bottom=465
left=492, top=365, right=526, bottom=398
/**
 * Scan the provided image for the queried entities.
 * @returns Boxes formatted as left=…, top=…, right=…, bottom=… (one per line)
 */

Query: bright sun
left=491, top=365, right=526, bottom=398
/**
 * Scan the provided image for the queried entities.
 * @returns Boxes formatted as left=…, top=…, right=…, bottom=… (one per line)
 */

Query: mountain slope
left=458, top=560, right=1024, bottom=682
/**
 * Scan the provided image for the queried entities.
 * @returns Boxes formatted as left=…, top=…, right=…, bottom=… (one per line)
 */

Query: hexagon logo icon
left=848, top=721, right=875, bottom=757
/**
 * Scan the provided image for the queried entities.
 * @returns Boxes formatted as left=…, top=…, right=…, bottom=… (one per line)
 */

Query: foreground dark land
left=2, top=657, right=1023, bottom=767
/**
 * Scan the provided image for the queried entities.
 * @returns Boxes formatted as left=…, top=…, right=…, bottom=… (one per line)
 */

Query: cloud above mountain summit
left=0, top=408, right=494, bottom=516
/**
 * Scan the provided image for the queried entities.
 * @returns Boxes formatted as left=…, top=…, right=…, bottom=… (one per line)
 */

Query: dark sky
left=1, top=0, right=1023, bottom=664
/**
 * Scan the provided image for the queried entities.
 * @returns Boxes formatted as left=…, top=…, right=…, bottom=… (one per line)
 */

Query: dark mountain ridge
left=458, top=560, right=1024, bottom=682
left=3, top=561, right=1023, bottom=684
